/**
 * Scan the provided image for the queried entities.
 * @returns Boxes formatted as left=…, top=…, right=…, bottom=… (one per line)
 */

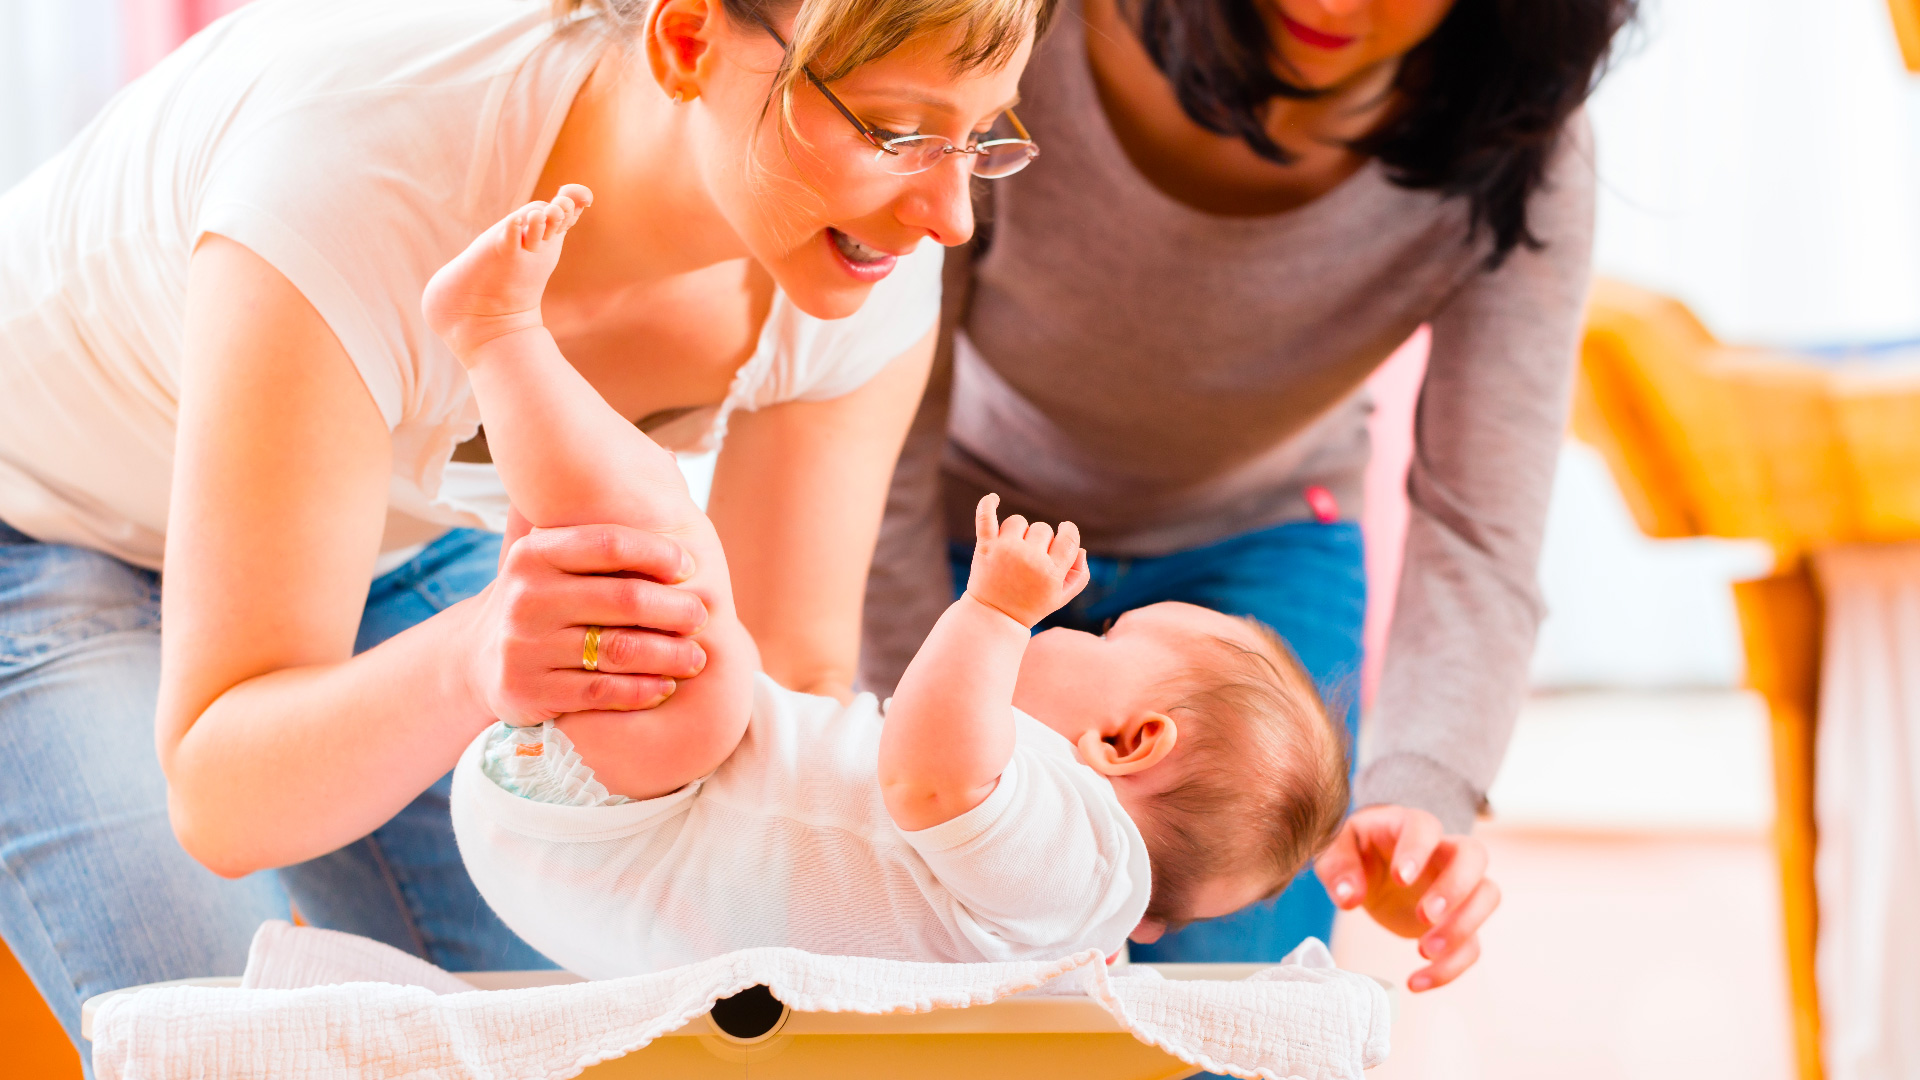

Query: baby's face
left=1013, top=602, right=1259, bottom=740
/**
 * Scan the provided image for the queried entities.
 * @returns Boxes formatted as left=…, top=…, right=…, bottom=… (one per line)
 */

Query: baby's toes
left=512, top=205, right=544, bottom=249
left=526, top=205, right=558, bottom=246
left=555, top=183, right=593, bottom=229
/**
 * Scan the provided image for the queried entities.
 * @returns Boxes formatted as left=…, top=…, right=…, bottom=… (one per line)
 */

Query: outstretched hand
left=1314, top=804, right=1500, bottom=992
left=964, top=493, right=1091, bottom=628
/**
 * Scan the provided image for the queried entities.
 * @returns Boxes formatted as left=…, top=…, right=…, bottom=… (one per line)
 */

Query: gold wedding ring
left=582, top=625, right=603, bottom=672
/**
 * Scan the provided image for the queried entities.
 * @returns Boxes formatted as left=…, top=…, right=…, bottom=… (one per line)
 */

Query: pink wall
left=1359, top=327, right=1430, bottom=709
left=123, top=0, right=252, bottom=82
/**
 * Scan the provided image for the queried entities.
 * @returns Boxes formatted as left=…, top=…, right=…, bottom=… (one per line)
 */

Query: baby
left=436, top=188, right=1350, bottom=978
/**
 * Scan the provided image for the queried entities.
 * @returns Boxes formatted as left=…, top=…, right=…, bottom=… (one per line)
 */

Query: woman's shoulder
left=187, top=0, right=558, bottom=95
left=191, top=0, right=597, bottom=208
left=182, top=2, right=606, bottom=428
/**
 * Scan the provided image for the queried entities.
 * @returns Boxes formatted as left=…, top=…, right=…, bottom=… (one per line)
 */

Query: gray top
left=862, top=3, right=1596, bottom=834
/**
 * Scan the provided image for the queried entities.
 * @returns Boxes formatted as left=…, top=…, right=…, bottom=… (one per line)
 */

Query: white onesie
left=450, top=674, right=1153, bottom=978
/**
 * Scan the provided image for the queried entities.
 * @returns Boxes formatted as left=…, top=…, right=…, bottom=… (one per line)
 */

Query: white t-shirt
left=450, top=674, right=1153, bottom=977
left=0, top=0, right=942, bottom=569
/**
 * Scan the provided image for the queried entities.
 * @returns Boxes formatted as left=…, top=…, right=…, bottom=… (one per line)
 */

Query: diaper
left=479, top=722, right=630, bottom=807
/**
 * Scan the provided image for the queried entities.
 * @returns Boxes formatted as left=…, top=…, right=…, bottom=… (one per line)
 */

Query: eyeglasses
left=757, top=19, right=1039, bottom=179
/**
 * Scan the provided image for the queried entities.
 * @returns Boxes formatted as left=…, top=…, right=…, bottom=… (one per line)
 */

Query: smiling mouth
left=831, top=228, right=891, bottom=264
left=1279, top=13, right=1357, bottom=49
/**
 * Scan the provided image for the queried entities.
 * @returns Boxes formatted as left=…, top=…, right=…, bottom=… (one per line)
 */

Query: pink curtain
left=122, top=0, right=252, bottom=82
left=1359, top=327, right=1429, bottom=710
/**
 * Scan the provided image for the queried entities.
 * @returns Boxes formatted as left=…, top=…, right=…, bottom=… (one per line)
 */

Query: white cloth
left=451, top=674, right=1153, bottom=976
left=0, top=0, right=943, bottom=568
left=1812, top=543, right=1920, bottom=1080
left=239, top=919, right=479, bottom=996
left=91, top=920, right=1391, bottom=1080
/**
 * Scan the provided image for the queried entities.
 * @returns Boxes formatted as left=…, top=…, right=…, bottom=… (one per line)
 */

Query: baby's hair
left=1139, top=618, right=1349, bottom=928
left=552, top=0, right=1056, bottom=135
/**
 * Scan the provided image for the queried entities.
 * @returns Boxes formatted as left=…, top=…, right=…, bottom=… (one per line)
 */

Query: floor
left=1337, top=690, right=1796, bottom=1078
left=1, top=691, right=1796, bottom=1079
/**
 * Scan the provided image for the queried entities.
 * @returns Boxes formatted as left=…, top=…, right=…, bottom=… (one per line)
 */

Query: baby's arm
left=424, top=187, right=757, bottom=800
left=880, top=495, right=1089, bottom=831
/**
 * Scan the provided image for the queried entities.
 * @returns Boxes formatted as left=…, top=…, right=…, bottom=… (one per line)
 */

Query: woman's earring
left=670, top=90, right=688, bottom=105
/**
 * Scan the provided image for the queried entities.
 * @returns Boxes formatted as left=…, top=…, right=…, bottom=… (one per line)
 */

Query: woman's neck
left=534, top=51, right=753, bottom=309
left=1081, top=0, right=1397, bottom=216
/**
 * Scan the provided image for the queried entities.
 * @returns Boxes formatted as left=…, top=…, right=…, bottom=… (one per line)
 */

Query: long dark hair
left=1129, top=0, right=1635, bottom=267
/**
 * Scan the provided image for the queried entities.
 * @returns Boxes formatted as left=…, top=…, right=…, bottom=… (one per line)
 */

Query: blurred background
left=5, top=0, right=1918, bottom=1077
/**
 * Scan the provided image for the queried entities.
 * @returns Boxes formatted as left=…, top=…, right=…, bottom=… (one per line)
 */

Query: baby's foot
left=424, top=184, right=593, bottom=363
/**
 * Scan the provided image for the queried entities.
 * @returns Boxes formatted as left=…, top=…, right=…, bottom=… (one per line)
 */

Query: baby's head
left=1014, top=603, right=1349, bottom=938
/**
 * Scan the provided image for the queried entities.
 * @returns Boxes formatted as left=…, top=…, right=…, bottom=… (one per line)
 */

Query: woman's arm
left=158, top=237, right=706, bottom=877
left=1330, top=117, right=1597, bottom=991
left=1359, top=117, right=1596, bottom=835
left=858, top=243, right=974, bottom=697
left=707, top=325, right=937, bottom=700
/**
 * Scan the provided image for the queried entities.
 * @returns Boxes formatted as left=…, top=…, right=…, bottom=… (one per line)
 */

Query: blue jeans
left=951, top=519, right=1365, bottom=962
left=0, top=523, right=546, bottom=1073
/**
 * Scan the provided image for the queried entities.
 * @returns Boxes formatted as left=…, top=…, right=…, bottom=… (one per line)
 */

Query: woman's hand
left=1314, top=804, right=1501, bottom=992
left=465, top=515, right=713, bottom=726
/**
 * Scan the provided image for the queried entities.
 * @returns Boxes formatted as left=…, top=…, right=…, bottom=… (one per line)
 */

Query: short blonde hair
left=554, top=0, right=1054, bottom=127
left=1140, top=618, right=1350, bottom=927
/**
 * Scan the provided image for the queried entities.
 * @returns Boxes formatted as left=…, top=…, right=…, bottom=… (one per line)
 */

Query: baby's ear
left=1076, top=715, right=1177, bottom=776
left=1128, top=917, right=1167, bottom=944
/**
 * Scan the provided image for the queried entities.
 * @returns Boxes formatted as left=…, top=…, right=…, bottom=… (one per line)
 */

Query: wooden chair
left=1575, top=278, right=1920, bottom=1080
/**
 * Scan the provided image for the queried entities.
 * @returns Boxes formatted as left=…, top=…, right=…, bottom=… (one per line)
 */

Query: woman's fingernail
left=1425, top=896, right=1447, bottom=922
left=688, top=645, right=707, bottom=675
left=1409, top=975, right=1431, bottom=992
left=1423, top=934, right=1444, bottom=957
left=652, top=679, right=677, bottom=707
left=1333, top=880, right=1353, bottom=904
left=678, top=550, right=696, bottom=582
left=1398, top=861, right=1418, bottom=884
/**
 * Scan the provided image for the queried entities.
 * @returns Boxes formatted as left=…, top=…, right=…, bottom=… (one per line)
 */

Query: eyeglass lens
left=874, top=137, right=1037, bottom=178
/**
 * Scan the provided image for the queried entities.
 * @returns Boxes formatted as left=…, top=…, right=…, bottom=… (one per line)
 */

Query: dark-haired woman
left=864, top=0, right=1631, bottom=995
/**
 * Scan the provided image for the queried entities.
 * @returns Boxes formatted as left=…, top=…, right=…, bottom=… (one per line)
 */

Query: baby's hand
left=965, top=494, right=1090, bottom=628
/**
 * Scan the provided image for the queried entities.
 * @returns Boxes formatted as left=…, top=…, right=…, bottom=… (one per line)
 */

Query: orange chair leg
left=1735, top=569, right=1824, bottom=1080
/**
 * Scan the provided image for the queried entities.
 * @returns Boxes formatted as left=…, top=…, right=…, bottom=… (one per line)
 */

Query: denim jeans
left=950, top=518, right=1366, bottom=963
left=0, top=522, right=547, bottom=1074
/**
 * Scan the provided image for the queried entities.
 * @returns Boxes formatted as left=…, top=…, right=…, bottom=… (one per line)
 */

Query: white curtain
left=1530, top=0, right=1920, bottom=694
left=1589, top=0, right=1920, bottom=346
left=1814, top=543, right=1920, bottom=1080
left=1529, top=442, right=1771, bottom=690
left=0, top=0, right=122, bottom=192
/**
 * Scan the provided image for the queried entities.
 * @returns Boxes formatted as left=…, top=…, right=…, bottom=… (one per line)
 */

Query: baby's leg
left=424, top=188, right=757, bottom=799
left=424, top=186, right=689, bottom=533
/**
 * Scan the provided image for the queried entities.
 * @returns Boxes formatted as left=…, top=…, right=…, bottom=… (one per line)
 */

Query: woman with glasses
left=865, top=0, right=1634, bottom=1004
left=0, top=0, right=1047, bottom=1064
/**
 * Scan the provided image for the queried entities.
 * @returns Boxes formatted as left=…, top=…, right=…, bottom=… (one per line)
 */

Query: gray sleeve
left=858, top=244, right=974, bottom=695
left=1353, top=115, right=1598, bottom=834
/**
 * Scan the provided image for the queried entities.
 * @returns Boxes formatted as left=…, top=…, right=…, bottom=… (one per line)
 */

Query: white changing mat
left=91, top=921, right=1389, bottom=1080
